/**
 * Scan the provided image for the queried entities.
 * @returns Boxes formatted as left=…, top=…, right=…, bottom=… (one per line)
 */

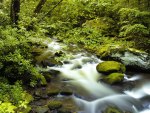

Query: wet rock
left=54, top=51, right=64, bottom=57
left=102, top=48, right=150, bottom=72
left=41, top=58, right=63, bottom=68
left=34, top=89, right=48, bottom=99
left=32, top=99, right=47, bottom=106
left=34, top=106, right=49, bottom=113
left=48, top=69, right=60, bottom=76
left=48, top=100, right=63, bottom=110
left=35, top=51, right=53, bottom=65
left=35, top=50, right=63, bottom=68
left=58, top=108, right=72, bottom=113
left=96, top=61, right=126, bottom=74
left=47, top=87, right=60, bottom=97
left=71, top=64, right=82, bottom=70
left=82, top=58, right=93, bottom=64
left=41, top=59, right=56, bottom=67
left=32, top=48, right=46, bottom=56
left=103, top=106, right=122, bottom=113
left=31, top=41, right=48, bottom=56
left=60, top=98, right=79, bottom=113
left=102, top=73, right=124, bottom=84
left=63, top=60, right=71, bottom=64
left=60, top=87, right=73, bottom=96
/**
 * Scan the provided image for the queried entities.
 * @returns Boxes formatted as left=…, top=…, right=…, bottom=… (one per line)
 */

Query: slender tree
left=148, top=0, right=150, bottom=10
left=38, top=0, right=63, bottom=22
left=10, top=0, right=20, bottom=25
left=137, top=0, right=141, bottom=9
left=34, top=0, right=47, bottom=14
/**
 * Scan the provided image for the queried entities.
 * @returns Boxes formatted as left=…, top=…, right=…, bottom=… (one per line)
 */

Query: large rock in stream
left=98, top=47, right=150, bottom=73
left=96, top=61, right=126, bottom=74
left=109, top=48, right=150, bottom=72
left=96, top=61, right=126, bottom=84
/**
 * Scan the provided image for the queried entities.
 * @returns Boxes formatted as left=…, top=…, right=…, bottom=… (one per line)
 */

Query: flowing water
left=46, top=40, right=150, bottom=113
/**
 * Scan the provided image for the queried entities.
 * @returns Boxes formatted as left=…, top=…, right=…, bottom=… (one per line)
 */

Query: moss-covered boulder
left=96, top=61, right=126, bottom=74
left=60, top=87, right=73, bottom=96
left=110, top=48, right=150, bottom=72
left=34, top=106, right=49, bottom=113
left=102, top=73, right=124, bottom=84
left=48, top=100, right=63, bottom=110
left=34, top=89, right=48, bottom=99
left=59, top=98, right=79, bottom=113
left=47, top=88, right=60, bottom=97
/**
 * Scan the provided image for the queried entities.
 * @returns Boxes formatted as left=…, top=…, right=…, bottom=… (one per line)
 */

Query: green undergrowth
left=0, top=26, right=49, bottom=86
left=0, top=26, right=49, bottom=112
left=56, top=26, right=134, bottom=58
left=0, top=81, right=33, bottom=113
left=45, top=1, right=150, bottom=54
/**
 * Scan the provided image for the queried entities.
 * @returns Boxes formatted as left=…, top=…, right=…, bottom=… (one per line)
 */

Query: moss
left=102, top=73, right=124, bottom=84
left=48, top=58, right=63, bottom=66
left=32, top=48, right=46, bottom=56
left=96, top=45, right=110, bottom=58
left=58, top=107, right=72, bottom=113
left=24, top=92, right=34, bottom=103
left=60, top=98, right=79, bottom=113
left=60, top=87, right=73, bottom=96
left=104, top=106, right=121, bottom=113
left=48, top=100, right=62, bottom=110
left=47, top=88, right=60, bottom=96
left=40, top=77, right=47, bottom=86
left=35, top=51, right=53, bottom=64
left=95, top=44, right=128, bottom=59
left=128, top=48, right=146, bottom=55
left=35, top=106, right=49, bottom=113
left=96, top=61, right=126, bottom=74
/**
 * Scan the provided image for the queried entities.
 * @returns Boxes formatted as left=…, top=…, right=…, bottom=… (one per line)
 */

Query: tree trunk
left=137, top=0, right=141, bottom=9
left=10, top=0, right=20, bottom=25
left=148, top=0, right=150, bottom=10
left=38, top=0, right=63, bottom=23
left=34, top=0, right=47, bottom=14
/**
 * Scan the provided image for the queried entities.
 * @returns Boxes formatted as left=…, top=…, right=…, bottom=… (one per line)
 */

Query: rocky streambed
left=29, top=40, right=150, bottom=113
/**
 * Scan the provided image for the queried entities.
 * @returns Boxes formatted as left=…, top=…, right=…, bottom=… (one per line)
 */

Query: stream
left=44, top=40, right=150, bottom=113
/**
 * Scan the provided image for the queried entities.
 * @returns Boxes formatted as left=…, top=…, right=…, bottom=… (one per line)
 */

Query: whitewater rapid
left=46, top=41, right=150, bottom=113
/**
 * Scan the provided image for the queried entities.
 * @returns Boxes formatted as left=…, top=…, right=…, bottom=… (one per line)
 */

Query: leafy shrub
left=83, top=17, right=116, bottom=36
left=118, top=8, right=150, bottom=30
left=119, top=8, right=141, bottom=25
left=0, top=102, right=16, bottom=113
left=119, top=24, right=149, bottom=38
left=0, top=26, right=47, bottom=85
left=0, top=0, right=10, bottom=26
left=0, top=82, right=33, bottom=112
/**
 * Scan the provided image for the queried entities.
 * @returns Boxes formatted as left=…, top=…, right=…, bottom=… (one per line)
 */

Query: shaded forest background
left=0, top=0, right=150, bottom=112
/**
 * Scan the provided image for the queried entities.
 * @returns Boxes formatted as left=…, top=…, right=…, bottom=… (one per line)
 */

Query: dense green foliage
left=0, top=26, right=48, bottom=86
left=43, top=0, right=150, bottom=53
left=0, top=81, right=33, bottom=113
left=0, top=0, right=150, bottom=112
